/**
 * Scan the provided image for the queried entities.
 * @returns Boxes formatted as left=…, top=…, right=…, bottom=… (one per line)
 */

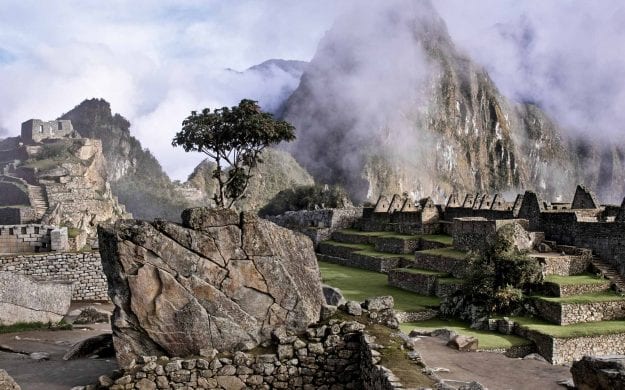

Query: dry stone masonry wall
left=0, top=251, right=108, bottom=301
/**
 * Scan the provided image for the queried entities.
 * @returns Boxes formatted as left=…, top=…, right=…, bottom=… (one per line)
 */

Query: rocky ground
left=0, top=303, right=118, bottom=390
left=0, top=306, right=578, bottom=389
left=415, top=336, right=572, bottom=389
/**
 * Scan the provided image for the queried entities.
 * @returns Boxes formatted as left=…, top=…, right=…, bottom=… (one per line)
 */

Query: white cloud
left=0, top=0, right=348, bottom=179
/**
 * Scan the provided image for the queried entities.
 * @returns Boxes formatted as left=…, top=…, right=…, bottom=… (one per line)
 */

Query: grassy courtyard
left=318, top=261, right=440, bottom=312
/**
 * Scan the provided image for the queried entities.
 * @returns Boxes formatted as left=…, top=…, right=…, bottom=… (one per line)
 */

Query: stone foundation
left=412, top=252, right=468, bottom=278
left=388, top=268, right=443, bottom=295
left=517, top=325, right=625, bottom=365
left=0, top=251, right=108, bottom=301
left=0, top=224, right=56, bottom=254
left=533, top=299, right=625, bottom=325
left=92, top=318, right=417, bottom=390
left=316, top=253, right=406, bottom=273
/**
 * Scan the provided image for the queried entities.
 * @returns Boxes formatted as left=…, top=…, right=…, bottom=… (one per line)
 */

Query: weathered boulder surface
left=98, top=208, right=325, bottom=367
left=0, top=369, right=21, bottom=390
left=0, top=272, right=72, bottom=326
left=571, top=355, right=625, bottom=390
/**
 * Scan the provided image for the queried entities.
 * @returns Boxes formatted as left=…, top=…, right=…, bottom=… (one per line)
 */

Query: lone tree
left=173, top=99, right=296, bottom=208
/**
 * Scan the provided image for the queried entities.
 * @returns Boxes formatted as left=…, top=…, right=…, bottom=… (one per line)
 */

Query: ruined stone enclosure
left=312, top=184, right=625, bottom=365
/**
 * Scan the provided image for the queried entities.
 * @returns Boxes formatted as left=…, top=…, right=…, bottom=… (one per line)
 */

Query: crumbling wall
left=91, top=317, right=411, bottom=390
left=0, top=224, right=55, bottom=253
left=266, top=207, right=363, bottom=245
left=0, top=251, right=108, bottom=301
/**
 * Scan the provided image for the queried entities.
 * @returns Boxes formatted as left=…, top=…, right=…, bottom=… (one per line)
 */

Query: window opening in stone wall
left=21, top=227, right=26, bottom=234
left=9, top=228, right=14, bottom=235
left=58, top=121, right=63, bottom=130
left=39, top=125, right=43, bottom=133
left=34, top=226, right=39, bottom=234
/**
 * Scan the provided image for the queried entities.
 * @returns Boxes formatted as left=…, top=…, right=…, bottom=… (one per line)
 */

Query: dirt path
left=416, top=336, right=571, bottom=389
left=0, top=308, right=118, bottom=390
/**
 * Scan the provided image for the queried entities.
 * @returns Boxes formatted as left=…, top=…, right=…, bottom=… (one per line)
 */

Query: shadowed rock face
left=98, top=208, right=324, bottom=367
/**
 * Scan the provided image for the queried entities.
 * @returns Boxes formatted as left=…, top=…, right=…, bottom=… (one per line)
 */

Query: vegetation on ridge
left=173, top=99, right=296, bottom=208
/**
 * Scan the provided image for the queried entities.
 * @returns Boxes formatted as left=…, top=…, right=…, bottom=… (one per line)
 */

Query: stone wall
left=0, top=224, right=55, bottom=253
left=518, top=326, right=625, bottom=365
left=267, top=207, right=363, bottom=246
left=412, top=252, right=467, bottom=278
left=452, top=218, right=527, bottom=251
left=533, top=253, right=591, bottom=276
left=540, top=280, right=610, bottom=297
left=93, top=318, right=410, bottom=390
left=316, top=253, right=406, bottom=274
left=388, top=269, right=441, bottom=295
left=0, top=251, right=108, bottom=301
left=533, top=299, right=625, bottom=325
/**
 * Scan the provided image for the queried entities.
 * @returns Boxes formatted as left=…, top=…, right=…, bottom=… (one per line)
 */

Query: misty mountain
left=281, top=0, right=625, bottom=204
left=58, top=98, right=315, bottom=220
left=226, top=59, right=308, bottom=116
left=59, top=99, right=198, bottom=221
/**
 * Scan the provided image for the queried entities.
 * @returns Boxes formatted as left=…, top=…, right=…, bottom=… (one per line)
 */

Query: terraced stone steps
left=316, top=241, right=413, bottom=273
left=532, top=291, right=625, bottom=325
left=27, top=184, right=48, bottom=219
left=388, top=267, right=448, bottom=295
left=330, top=229, right=452, bottom=254
left=412, top=248, right=470, bottom=278
left=590, top=256, right=625, bottom=293
left=541, top=274, right=611, bottom=297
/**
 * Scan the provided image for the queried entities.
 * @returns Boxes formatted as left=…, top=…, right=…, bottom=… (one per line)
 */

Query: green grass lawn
left=396, top=267, right=448, bottom=277
left=419, top=234, right=453, bottom=246
left=533, top=291, right=625, bottom=304
left=321, top=240, right=374, bottom=251
left=512, top=317, right=625, bottom=339
left=318, top=261, right=440, bottom=312
left=417, top=247, right=468, bottom=260
left=543, top=273, right=610, bottom=286
left=337, top=229, right=453, bottom=245
left=400, top=319, right=532, bottom=350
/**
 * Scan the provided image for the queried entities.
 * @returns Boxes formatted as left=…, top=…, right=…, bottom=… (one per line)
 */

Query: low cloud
left=0, top=0, right=349, bottom=179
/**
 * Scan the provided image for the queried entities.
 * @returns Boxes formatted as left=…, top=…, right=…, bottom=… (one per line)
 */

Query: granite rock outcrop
left=98, top=208, right=324, bottom=367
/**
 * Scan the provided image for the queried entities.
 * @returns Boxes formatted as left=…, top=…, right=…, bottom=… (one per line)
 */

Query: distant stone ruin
left=0, top=118, right=131, bottom=253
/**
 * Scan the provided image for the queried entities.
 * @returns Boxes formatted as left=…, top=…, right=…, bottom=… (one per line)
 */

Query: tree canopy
left=172, top=99, right=296, bottom=208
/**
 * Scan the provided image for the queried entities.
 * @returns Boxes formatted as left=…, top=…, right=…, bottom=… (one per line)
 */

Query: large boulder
left=0, top=272, right=72, bottom=325
left=98, top=208, right=325, bottom=367
left=0, top=370, right=21, bottom=390
left=571, top=355, right=625, bottom=390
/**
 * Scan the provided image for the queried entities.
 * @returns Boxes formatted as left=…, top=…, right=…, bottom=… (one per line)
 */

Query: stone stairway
left=590, top=256, right=625, bottom=293
left=27, top=184, right=49, bottom=220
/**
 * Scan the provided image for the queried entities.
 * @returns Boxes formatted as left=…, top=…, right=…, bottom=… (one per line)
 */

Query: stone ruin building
left=0, top=118, right=131, bottom=254
left=355, top=186, right=625, bottom=284
left=0, top=118, right=133, bottom=308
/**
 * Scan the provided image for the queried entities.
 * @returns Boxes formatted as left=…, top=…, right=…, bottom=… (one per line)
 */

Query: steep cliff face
left=282, top=0, right=614, bottom=203
left=59, top=99, right=317, bottom=219
left=59, top=99, right=198, bottom=221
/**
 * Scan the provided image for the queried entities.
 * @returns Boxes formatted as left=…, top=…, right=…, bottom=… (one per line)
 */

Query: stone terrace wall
left=518, top=325, right=625, bottom=365
left=452, top=218, right=527, bottom=251
left=95, top=319, right=406, bottom=390
left=0, top=251, right=108, bottom=301
left=533, top=299, right=625, bottom=325
left=0, top=224, right=54, bottom=253
left=267, top=207, right=363, bottom=245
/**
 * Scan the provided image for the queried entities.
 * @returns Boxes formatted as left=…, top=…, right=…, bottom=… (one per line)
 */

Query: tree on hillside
left=172, top=99, right=296, bottom=208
